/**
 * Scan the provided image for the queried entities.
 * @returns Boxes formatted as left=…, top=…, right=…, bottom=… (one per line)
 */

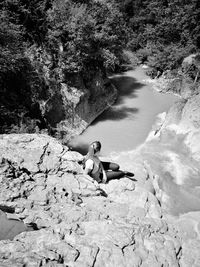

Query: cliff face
left=27, top=47, right=117, bottom=141
left=134, top=56, right=200, bottom=214
left=153, top=54, right=200, bottom=99
left=139, top=92, right=200, bottom=214
left=0, top=46, right=117, bottom=139
left=134, top=56, right=200, bottom=216
left=44, top=73, right=117, bottom=141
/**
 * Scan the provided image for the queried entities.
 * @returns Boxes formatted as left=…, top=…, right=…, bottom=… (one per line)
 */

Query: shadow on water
left=69, top=74, right=146, bottom=154
left=92, top=106, right=139, bottom=125
left=110, top=75, right=145, bottom=104
left=91, top=75, right=144, bottom=126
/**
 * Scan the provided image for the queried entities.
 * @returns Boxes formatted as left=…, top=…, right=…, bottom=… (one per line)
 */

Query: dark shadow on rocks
left=69, top=141, right=89, bottom=156
left=0, top=205, right=15, bottom=213
left=27, top=222, right=39, bottom=230
left=97, top=188, right=108, bottom=197
left=0, top=211, right=35, bottom=241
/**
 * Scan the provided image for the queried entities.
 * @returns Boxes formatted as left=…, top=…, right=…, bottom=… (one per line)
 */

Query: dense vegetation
left=118, top=0, right=200, bottom=75
left=0, top=0, right=127, bottom=133
left=0, top=0, right=200, bottom=133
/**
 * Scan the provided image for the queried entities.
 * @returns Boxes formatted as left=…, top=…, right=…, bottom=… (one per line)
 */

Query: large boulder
left=0, top=133, right=184, bottom=267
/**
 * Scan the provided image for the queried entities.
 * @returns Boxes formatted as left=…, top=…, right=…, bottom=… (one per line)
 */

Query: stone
left=0, top=133, right=200, bottom=266
left=62, top=151, right=84, bottom=162
left=146, top=192, right=162, bottom=218
left=180, top=239, right=200, bottom=267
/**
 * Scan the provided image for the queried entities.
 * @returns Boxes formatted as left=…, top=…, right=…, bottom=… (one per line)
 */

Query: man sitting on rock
left=83, top=141, right=134, bottom=184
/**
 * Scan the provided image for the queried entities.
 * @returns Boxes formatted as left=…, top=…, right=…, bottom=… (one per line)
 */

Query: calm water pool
left=69, top=67, right=178, bottom=156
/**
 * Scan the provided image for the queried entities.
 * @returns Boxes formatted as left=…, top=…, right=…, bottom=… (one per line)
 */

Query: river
left=69, top=66, right=178, bottom=156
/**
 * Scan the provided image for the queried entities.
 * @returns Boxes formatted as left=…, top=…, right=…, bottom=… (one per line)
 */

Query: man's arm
left=84, top=170, right=99, bottom=187
left=84, top=160, right=99, bottom=186
left=84, top=159, right=93, bottom=176
left=84, top=167, right=91, bottom=176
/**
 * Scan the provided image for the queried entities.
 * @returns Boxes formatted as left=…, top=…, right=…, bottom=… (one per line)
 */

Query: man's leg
left=101, top=161, right=120, bottom=171
left=106, top=170, right=125, bottom=181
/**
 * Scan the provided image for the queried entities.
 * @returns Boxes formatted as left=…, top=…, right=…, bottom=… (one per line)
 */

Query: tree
left=46, top=0, right=127, bottom=76
left=124, top=0, right=200, bottom=73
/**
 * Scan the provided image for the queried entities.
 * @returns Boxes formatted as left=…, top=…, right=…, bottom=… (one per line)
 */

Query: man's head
left=90, top=141, right=101, bottom=154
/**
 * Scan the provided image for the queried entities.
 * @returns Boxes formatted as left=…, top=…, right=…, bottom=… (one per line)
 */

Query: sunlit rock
left=0, top=132, right=199, bottom=266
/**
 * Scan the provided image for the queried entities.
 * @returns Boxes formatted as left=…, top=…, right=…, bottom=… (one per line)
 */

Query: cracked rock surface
left=0, top=134, right=199, bottom=267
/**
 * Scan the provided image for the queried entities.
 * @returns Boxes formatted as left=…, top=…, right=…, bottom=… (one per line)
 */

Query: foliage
left=46, top=0, right=127, bottom=75
left=0, top=1, right=48, bottom=133
left=1, top=0, right=200, bottom=133
left=117, top=0, right=200, bottom=73
left=0, top=0, right=127, bottom=133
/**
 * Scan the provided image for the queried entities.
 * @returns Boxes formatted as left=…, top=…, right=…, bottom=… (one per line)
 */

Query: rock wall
left=44, top=74, right=117, bottom=141
left=139, top=92, right=200, bottom=214
left=27, top=47, right=117, bottom=141
left=153, top=54, right=200, bottom=99
left=137, top=55, right=200, bottom=215
left=140, top=55, right=200, bottom=217
left=1, top=133, right=200, bottom=266
left=132, top=80, right=200, bottom=267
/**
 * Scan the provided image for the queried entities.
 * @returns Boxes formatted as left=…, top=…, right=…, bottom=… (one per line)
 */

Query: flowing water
left=69, top=66, right=178, bottom=156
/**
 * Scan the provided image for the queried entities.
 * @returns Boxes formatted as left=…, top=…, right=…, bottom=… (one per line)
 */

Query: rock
left=62, top=151, right=84, bottom=162
left=180, top=239, right=200, bottom=267
left=44, top=72, right=117, bottom=141
left=0, top=211, right=30, bottom=241
left=180, top=93, right=200, bottom=131
left=139, top=92, right=200, bottom=216
left=137, top=179, right=155, bottom=195
left=146, top=192, right=162, bottom=218
left=0, top=133, right=199, bottom=266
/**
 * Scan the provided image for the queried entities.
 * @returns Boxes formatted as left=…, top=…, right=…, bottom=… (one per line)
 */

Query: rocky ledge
left=0, top=133, right=199, bottom=267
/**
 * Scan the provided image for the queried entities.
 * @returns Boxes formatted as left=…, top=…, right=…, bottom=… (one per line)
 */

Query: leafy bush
left=122, top=0, right=200, bottom=73
left=46, top=0, right=127, bottom=76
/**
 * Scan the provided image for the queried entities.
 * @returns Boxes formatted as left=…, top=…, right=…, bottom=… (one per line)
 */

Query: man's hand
left=102, top=171, right=107, bottom=184
left=93, top=180, right=99, bottom=187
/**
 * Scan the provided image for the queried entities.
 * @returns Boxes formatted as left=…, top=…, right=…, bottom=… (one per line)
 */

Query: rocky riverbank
left=1, top=55, right=200, bottom=266
left=0, top=131, right=200, bottom=266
